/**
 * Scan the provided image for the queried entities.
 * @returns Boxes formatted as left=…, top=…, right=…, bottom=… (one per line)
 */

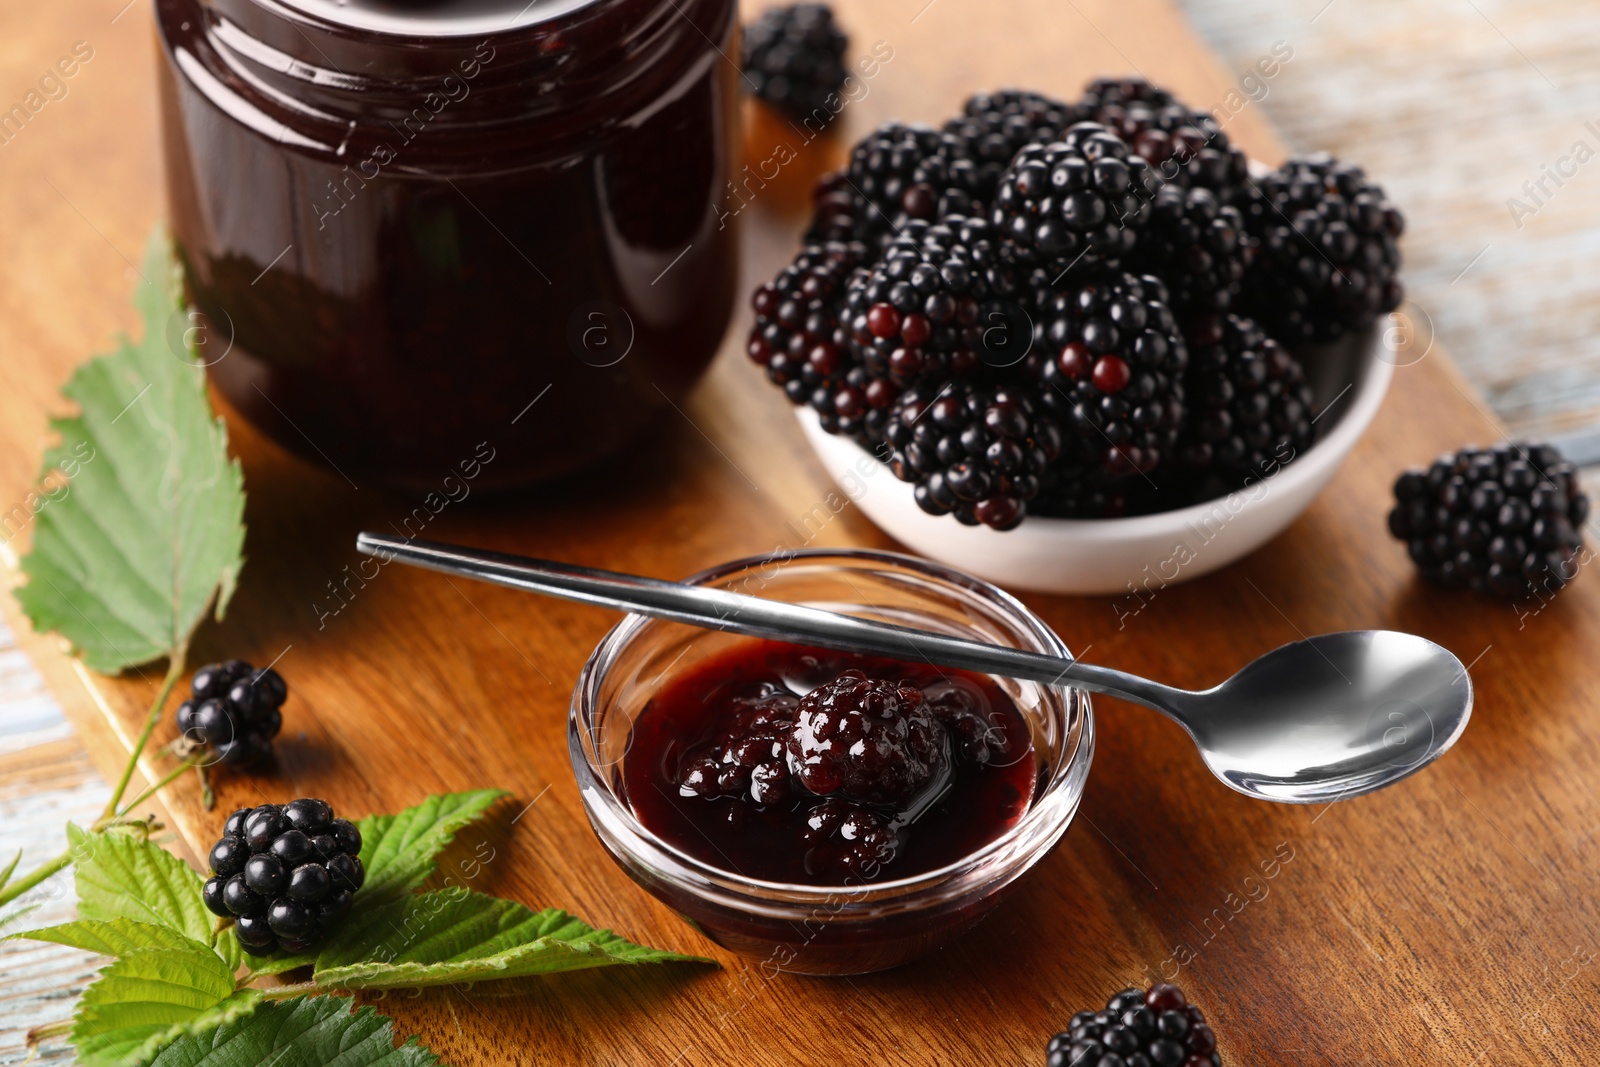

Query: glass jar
left=570, top=549, right=1094, bottom=975
left=156, top=0, right=740, bottom=491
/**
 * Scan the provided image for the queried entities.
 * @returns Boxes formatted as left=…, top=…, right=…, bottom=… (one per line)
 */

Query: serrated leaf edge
left=72, top=944, right=260, bottom=1067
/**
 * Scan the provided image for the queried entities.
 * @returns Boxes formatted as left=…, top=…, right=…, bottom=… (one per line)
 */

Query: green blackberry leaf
left=0, top=903, right=39, bottom=933
left=308, top=891, right=712, bottom=992
left=13, top=232, right=245, bottom=674
left=12, top=916, right=204, bottom=957
left=68, top=824, right=240, bottom=970
left=145, top=995, right=442, bottom=1067
left=72, top=944, right=260, bottom=1067
left=244, top=789, right=509, bottom=977
left=353, top=789, right=510, bottom=907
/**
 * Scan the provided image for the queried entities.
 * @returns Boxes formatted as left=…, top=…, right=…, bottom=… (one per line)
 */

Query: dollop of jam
left=622, top=641, right=1037, bottom=884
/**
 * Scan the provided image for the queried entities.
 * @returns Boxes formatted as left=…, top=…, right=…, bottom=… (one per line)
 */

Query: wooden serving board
left=3, top=1, right=1598, bottom=1063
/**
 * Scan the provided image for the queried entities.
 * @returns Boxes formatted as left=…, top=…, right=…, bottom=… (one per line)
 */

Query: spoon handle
left=355, top=534, right=1184, bottom=712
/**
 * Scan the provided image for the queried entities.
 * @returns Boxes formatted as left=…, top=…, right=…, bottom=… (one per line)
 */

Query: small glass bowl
left=569, top=549, right=1093, bottom=975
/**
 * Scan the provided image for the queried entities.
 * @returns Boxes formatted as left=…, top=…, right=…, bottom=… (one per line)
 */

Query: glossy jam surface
left=622, top=641, right=1038, bottom=886
left=156, top=0, right=738, bottom=490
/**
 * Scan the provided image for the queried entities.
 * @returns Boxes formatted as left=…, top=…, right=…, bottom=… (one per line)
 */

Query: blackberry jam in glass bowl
left=156, top=0, right=740, bottom=490
left=570, top=549, right=1093, bottom=975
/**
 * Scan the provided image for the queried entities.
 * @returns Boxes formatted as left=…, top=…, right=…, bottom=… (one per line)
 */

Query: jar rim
left=265, top=0, right=602, bottom=39
left=568, top=547, right=1095, bottom=917
left=166, top=0, right=737, bottom=159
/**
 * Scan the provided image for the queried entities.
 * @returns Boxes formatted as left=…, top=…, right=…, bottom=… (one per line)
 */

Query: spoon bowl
left=1183, top=631, right=1473, bottom=803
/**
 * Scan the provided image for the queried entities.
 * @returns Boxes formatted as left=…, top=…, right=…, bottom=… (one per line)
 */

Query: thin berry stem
left=103, top=655, right=187, bottom=820
left=197, top=762, right=215, bottom=812
left=115, top=757, right=200, bottom=818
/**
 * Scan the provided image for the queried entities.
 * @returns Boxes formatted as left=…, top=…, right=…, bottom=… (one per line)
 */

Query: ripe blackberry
left=785, top=669, right=947, bottom=806
left=1177, top=314, right=1316, bottom=484
left=883, top=382, right=1062, bottom=529
left=1234, top=153, right=1404, bottom=343
left=844, top=217, right=999, bottom=390
left=841, top=122, right=979, bottom=246
left=1388, top=442, right=1588, bottom=599
left=740, top=3, right=849, bottom=119
left=1129, top=185, right=1250, bottom=317
left=992, top=124, right=1159, bottom=265
left=805, top=171, right=866, bottom=243
left=202, top=799, right=363, bottom=956
left=1047, top=982, right=1221, bottom=1067
left=1032, top=468, right=1164, bottom=519
left=1079, top=76, right=1248, bottom=194
left=174, top=659, right=287, bottom=767
left=676, top=682, right=800, bottom=806
left=747, top=239, right=891, bottom=441
left=1024, top=271, right=1188, bottom=478
left=943, top=89, right=1083, bottom=203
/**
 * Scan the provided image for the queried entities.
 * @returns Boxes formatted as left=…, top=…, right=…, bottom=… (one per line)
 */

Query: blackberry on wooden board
left=1388, top=442, right=1588, bottom=599
left=202, top=799, right=364, bottom=956
left=992, top=123, right=1160, bottom=265
left=740, top=3, right=849, bottom=119
left=883, top=381, right=1062, bottom=529
left=1047, top=982, right=1221, bottom=1067
left=1023, top=270, right=1188, bottom=479
left=1234, top=152, right=1404, bottom=343
left=1176, top=313, right=1315, bottom=485
left=175, top=659, right=287, bottom=767
left=1079, top=76, right=1249, bottom=194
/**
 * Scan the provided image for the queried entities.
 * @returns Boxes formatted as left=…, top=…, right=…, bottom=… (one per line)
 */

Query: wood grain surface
left=1, top=1, right=1598, bottom=1065
left=0, top=631, right=107, bottom=1067
left=1181, top=0, right=1600, bottom=456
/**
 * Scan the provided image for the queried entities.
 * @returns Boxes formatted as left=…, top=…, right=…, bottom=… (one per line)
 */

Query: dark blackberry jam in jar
left=156, top=0, right=740, bottom=490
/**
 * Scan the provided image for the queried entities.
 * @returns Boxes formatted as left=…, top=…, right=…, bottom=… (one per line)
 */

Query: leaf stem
left=102, top=656, right=186, bottom=820
left=0, top=850, right=70, bottom=908
left=0, top=849, right=21, bottom=891
left=254, top=981, right=320, bottom=1000
left=26, top=1016, right=73, bottom=1049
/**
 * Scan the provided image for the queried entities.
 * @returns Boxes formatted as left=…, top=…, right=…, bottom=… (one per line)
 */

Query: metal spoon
left=356, top=533, right=1472, bottom=805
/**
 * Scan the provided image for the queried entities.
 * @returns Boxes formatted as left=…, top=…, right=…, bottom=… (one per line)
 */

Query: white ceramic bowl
left=800, top=327, right=1391, bottom=595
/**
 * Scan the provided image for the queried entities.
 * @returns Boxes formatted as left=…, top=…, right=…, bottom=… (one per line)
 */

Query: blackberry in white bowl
left=991, top=124, right=1159, bottom=265
left=1234, top=153, right=1404, bottom=343
left=755, top=79, right=1402, bottom=593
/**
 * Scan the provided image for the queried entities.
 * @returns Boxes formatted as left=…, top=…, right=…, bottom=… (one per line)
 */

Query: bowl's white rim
left=800, top=331, right=1395, bottom=537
